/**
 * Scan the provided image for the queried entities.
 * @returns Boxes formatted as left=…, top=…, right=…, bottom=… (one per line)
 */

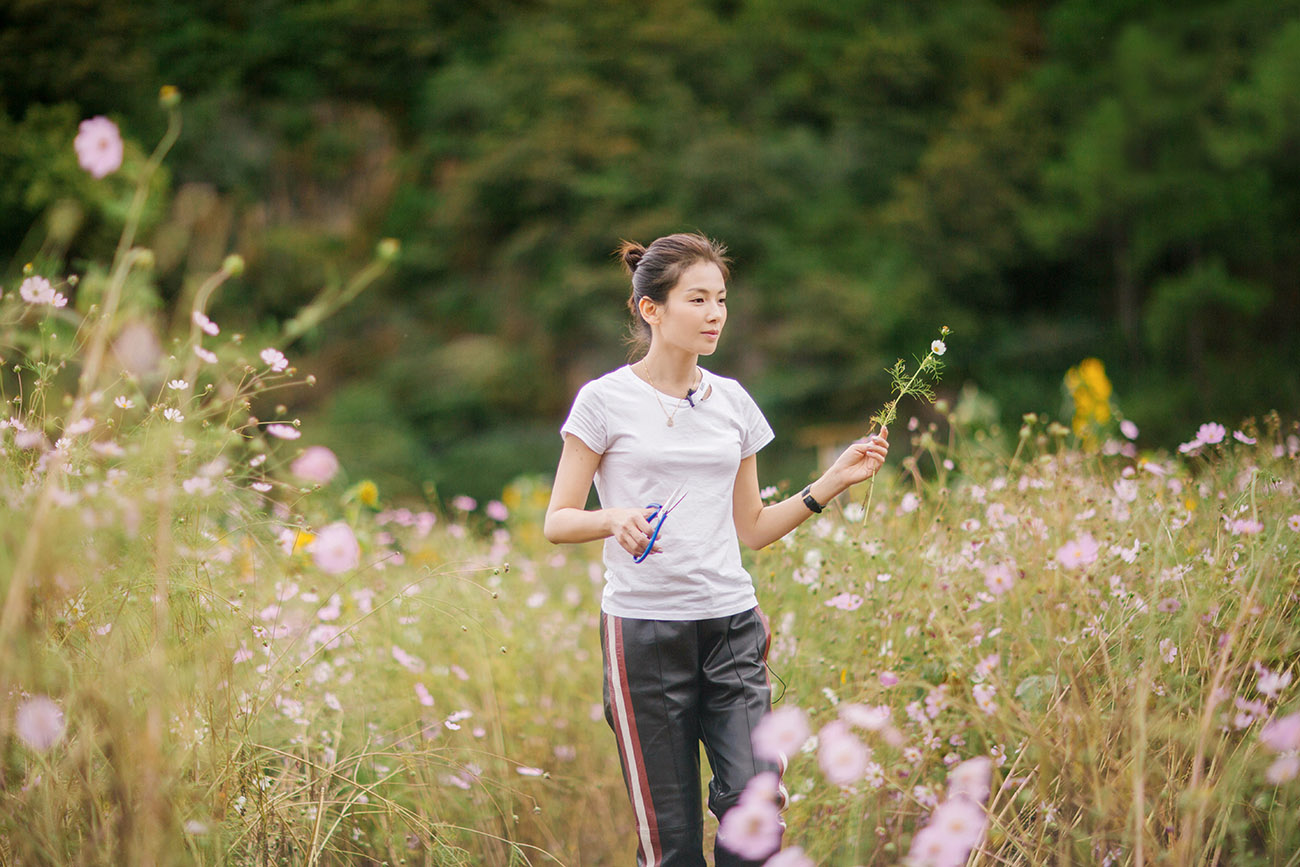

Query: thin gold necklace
left=640, top=361, right=700, bottom=427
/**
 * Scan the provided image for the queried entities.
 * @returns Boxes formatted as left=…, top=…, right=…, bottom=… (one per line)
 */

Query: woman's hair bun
left=617, top=240, right=646, bottom=274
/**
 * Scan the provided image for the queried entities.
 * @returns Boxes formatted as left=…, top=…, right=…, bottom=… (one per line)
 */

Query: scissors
left=634, top=484, right=688, bottom=563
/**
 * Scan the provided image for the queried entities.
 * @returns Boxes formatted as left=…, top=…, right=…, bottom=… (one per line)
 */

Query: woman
left=544, top=233, right=889, bottom=866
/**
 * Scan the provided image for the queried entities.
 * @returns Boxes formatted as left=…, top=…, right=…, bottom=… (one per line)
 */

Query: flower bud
left=134, top=248, right=156, bottom=270
left=222, top=254, right=245, bottom=276
left=377, top=238, right=400, bottom=262
left=159, top=85, right=182, bottom=109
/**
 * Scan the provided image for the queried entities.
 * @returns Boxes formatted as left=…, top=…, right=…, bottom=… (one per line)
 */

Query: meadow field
left=2, top=104, right=1299, bottom=867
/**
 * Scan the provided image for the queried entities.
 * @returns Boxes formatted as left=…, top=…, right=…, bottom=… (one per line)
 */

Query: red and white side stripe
left=604, top=613, right=661, bottom=865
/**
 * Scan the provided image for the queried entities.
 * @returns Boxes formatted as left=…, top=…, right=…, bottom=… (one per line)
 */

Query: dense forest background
left=3, top=0, right=1299, bottom=503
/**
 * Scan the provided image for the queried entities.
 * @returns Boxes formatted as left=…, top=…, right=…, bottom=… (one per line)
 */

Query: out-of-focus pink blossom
left=15, top=696, right=66, bottom=752
left=266, top=423, right=300, bottom=440
left=879, top=671, right=899, bottom=688
left=825, top=592, right=863, bottom=611
left=111, top=322, right=161, bottom=379
left=1120, top=419, right=1139, bottom=440
left=1197, top=422, right=1226, bottom=445
left=898, top=492, right=921, bottom=514
left=260, top=348, right=289, bottom=372
left=192, top=311, right=220, bottom=335
left=452, top=495, right=477, bottom=512
left=717, top=795, right=782, bottom=860
left=18, top=276, right=67, bottom=307
left=1261, top=713, right=1300, bottom=753
left=292, top=446, right=340, bottom=484
left=818, top=719, right=870, bottom=785
left=1056, top=533, right=1099, bottom=570
left=1228, top=518, right=1263, bottom=536
left=1256, top=667, right=1293, bottom=699
left=75, top=116, right=124, bottom=178
left=983, top=562, right=1016, bottom=595
left=1233, top=430, right=1257, bottom=444
left=947, top=756, right=993, bottom=803
left=752, top=706, right=810, bottom=763
left=1266, top=755, right=1300, bottom=785
left=486, top=500, right=509, bottom=521
left=309, top=522, right=360, bottom=574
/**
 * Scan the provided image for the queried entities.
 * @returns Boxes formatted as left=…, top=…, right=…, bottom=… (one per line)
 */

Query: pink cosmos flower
left=983, top=562, right=1016, bottom=595
left=1120, top=419, right=1139, bottom=440
left=1233, top=431, right=1256, bottom=444
left=192, top=311, right=219, bottom=335
left=1290, top=515, right=1300, bottom=532
left=818, top=720, right=870, bottom=785
left=947, top=756, right=993, bottom=803
left=1055, top=533, right=1099, bottom=570
left=717, top=796, right=782, bottom=860
left=907, top=823, right=968, bottom=867
left=898, top=492, right=921, bottom=514
left=879, top=671, right=899, bottom=687
left=840, top=703, right=891, bottom=731
left=752, top=706, right=810, bottom=763
left=194, top=346, right=218, bottom=364
left=15, top=696, right=66, bottom=752
left=1256, top=667, right=1293, bottom=699
left=452, top=495, right=477, bottom=512
left=739, top=771, right=781, bottom=808
left=792, top=567, right=817, bottom=585
left=1260, top=713, right=1300, bottom=753
left=1228, top=518, right=1263, bottom=535
left=972, top=683, right=997, bottom=715
left=485, top=500, right=509, bottom=521
left=75, top=116, right=124, bottom=178
left=260, top=348, right=289, bottom=372
left=291, top=446, right=340, bottom=484
left=825, top=592, right=863, bottom=611
left=266, top=423, right=300, bottom=440
left=1197, top=422, right=1226, bottom=445
left=19, top=276, right=67, bottom=307
left=392, top=646, right=424, bottom=673
left=309, top=522, right=360, bottom=574
left=930, top=797, right=987, bottom=852
left=1267, top=754, right=1300, bottom=785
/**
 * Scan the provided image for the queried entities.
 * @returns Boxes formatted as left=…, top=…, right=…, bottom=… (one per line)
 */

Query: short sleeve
left=560, top=381, right=608, bottom=454
left=738, top=388, right=775, bottom=459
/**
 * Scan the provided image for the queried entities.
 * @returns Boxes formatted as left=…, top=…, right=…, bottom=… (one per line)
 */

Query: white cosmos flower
left=931, top=340, right=947, bottom=356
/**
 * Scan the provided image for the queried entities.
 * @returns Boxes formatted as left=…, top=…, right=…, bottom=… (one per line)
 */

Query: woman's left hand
left=827, top=426, right=890, bottom=488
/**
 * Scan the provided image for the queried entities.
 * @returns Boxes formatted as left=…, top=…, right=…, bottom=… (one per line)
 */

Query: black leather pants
left=601, top=606, right=785, bottom=866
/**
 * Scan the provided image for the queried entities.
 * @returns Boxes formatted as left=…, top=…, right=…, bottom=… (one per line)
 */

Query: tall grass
left=2, top=100, right=1298, bottom=867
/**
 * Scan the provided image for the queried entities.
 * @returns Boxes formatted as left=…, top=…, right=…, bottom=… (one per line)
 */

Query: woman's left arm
left=732, top=427, right=890, bottom=550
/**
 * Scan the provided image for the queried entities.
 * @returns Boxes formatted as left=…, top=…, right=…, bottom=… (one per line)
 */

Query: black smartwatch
left=800, top=485, right=824, bottom=514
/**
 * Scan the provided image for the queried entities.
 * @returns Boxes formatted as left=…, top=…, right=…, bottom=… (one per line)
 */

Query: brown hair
left=616, top=233, right=731, bottom=356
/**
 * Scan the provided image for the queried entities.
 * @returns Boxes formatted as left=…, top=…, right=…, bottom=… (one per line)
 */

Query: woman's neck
left=637, top=347, right=700, bottom=397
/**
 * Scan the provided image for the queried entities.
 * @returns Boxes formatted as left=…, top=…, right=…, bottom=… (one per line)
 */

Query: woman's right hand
left=606, top=507, right=661, bottom=558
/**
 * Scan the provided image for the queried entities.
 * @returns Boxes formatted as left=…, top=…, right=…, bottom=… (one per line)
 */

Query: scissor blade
left=662, top=486, right=688, bottom=515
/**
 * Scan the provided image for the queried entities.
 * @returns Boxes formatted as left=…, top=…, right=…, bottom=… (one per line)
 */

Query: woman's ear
left=638, top=295, right=660, bottom=327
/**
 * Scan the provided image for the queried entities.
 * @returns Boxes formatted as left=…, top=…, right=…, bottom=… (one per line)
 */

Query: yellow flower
left=292, top=530, right=316, bottom=553
left=1066, top=358, right=1115, bottom=448
left=356, top=480, right=379, bottom=507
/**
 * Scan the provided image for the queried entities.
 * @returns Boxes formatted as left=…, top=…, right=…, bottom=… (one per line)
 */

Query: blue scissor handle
left=634, top=502, right=667, bottom=564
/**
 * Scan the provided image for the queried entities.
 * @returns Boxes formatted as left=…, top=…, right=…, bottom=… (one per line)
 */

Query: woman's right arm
left=543, top=434, right=659, bottom=557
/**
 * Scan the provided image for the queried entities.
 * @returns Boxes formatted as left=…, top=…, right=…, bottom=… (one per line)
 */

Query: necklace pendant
left=666, top=418, right=674, bottom=427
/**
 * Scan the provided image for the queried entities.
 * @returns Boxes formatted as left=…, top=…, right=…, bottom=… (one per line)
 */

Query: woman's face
left=642, top=260, right=727, bottom=356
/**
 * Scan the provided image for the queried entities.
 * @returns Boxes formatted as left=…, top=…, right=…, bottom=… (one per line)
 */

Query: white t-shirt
left=560, top=364, right=775, bottom=620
